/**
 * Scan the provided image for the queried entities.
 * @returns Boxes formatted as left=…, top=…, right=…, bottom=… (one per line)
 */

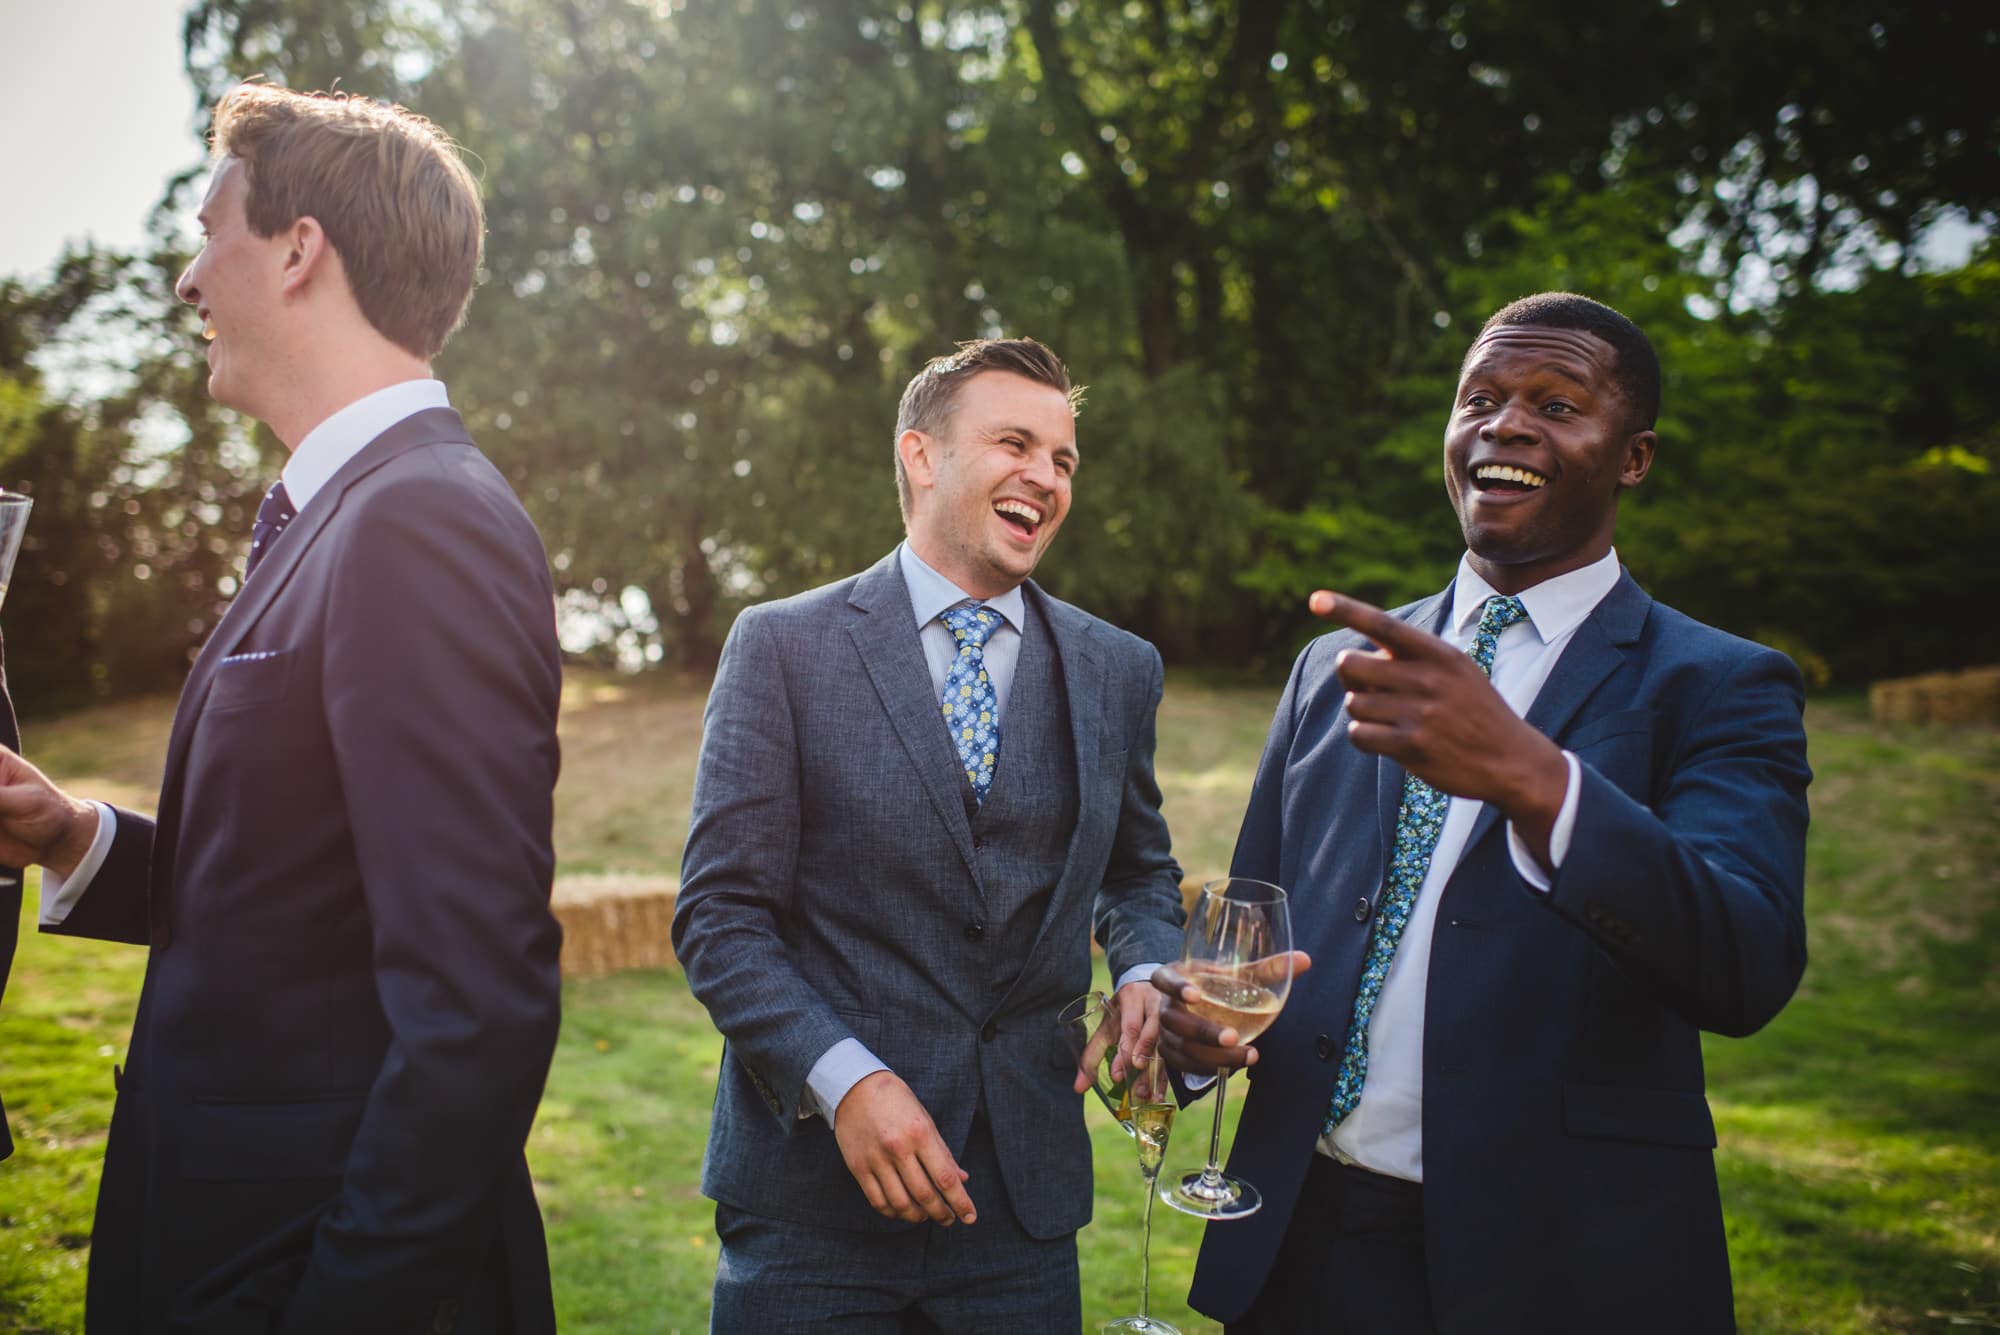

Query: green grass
left=2, top=679, right=1995, bottom=1332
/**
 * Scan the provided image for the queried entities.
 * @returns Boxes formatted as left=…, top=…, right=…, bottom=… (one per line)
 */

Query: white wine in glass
left=1163, top=877, right=1294, bottom=1221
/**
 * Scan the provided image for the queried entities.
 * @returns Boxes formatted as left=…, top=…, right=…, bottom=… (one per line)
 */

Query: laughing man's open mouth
left=995, top=498, right=1043, bottom=538
left=1472, top=463, right=1549, bottom=493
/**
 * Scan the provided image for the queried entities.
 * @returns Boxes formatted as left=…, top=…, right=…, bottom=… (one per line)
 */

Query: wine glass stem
left=1138, top=1173, right=1155, bottom=1316
left=1203, top=1070, right=1230, bottom=1186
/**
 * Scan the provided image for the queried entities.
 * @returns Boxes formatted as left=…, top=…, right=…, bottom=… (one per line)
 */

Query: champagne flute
left=0, top=492, right=31, bottom=609
left=1057, top=990, right=1182, bottom=1334
left=1162, top=878, right=1293, bottom=1221
left=1104, top=1045, right=1179, bottom=1335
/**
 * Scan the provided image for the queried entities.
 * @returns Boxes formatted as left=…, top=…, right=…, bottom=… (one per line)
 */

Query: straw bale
left=551, top=874, right=680, bottom=978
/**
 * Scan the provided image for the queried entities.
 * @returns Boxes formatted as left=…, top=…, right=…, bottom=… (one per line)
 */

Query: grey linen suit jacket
left=673, top=550, right=1186, bottom=1240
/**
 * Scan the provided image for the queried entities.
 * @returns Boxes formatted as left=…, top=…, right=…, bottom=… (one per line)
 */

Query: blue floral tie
left=245, top=480, right=296, bottom=582
left=1326, top=594, right=1530, bottom=1132
left=939, top=604, right=1003, bottom=804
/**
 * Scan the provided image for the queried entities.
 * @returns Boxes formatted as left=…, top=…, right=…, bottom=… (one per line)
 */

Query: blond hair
left=210, top=83, right=484, bottom=359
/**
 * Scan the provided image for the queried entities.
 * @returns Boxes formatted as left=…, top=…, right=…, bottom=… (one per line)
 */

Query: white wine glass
left=1059, top=990, right=1135, bottom=1134
left=1162, top=877, right=1293, bottom=1221
left=0, top=492, right=31, bottom=609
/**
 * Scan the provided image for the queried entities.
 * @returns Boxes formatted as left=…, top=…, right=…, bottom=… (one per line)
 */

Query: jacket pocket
left=205, top=650, right=296, bottom=713
left=180, top=1093, right=368, bottom=1181
left=1563, top=1082, right=1716, bottom=1148
left=1561, top=707, right=1655, bottom=752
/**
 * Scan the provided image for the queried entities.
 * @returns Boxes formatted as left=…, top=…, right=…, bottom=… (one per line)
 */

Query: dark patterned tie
left=939, top=604, right=1003, bottom=804
left=244, top=480, right=296, bottom=582
left=1325, top=594, right=1530, bottom=1132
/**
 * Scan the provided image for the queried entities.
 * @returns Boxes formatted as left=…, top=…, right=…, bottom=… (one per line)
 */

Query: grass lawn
left=2, top=673, right=1994, bottom=1332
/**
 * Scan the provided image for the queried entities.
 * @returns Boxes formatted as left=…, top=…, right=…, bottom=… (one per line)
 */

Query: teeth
left=1475, top=464, right=1546, bottom=488
left=995, top=500, right=1040, bottom=524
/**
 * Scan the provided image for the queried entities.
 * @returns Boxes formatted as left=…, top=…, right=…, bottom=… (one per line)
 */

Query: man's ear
left=278, top=216, right=334, bottom=299
left=1618, top=429, right=1657, bottom=491
left=897, top=428, right=938, bottom=496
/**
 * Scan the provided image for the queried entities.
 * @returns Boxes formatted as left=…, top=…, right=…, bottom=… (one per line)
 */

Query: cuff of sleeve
left=38, top=801, right=116, bottom=927
left=1115, top=963, right=1159, bottom=994
left=1508, top=751, right=1581, bottom=894
left=804, top=1037, right=890, bottom=1132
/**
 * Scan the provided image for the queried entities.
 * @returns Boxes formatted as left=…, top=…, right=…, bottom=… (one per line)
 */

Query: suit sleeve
left=1542, top=645, right=1811, bottom=1037
left=37, top=807, right=155, bottom=946
left=671, top=608, right=856, bottom=1126
left=1093, top=643, right=1188, bottom=981
left=279, top=468, right=564, bottom=1331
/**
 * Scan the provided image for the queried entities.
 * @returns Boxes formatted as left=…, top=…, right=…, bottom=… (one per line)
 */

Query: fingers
left=913, top=1135, right=977, bottom=1226
left=1111, top=979, right=1161, bottom=1079
left=1310, top=591, right=1445, bottom=659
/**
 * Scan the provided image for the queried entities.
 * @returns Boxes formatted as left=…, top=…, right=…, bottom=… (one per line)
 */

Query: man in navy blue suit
left=1156, top=292, right=1811, bottom=1333
left=0, top=86, right=562, bottom=1333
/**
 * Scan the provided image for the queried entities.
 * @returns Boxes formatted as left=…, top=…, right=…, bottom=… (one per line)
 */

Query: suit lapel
left=152, top=409, right=471, bottom=883
left=844, top=555, right=986, bottom=904
left=1462, top=569, right=1651, bottom=853
left=1374, top=592, right=1454, bottom=884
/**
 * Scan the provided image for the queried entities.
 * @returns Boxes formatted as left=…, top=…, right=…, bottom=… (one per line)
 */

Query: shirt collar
left=1450, top=548, right=1622, bottom=645
left=897, top=542, right=1025, bottom=632
left=282, top=379, right=451, bottom=514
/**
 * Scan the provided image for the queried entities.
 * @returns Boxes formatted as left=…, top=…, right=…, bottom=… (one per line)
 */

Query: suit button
left=980, top=1022, right=998, bottom=1043
left=1353, top=898, right=1372, bottom=923
left=964, top=921, right=985, bottom=943
left=1315, top=1035, right=1334, bottom=1061
left=973, top=836, right=986, bottom=849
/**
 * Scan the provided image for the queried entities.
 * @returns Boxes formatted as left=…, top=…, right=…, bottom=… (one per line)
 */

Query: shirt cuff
left=804, top=1037, right=890, bottom=1131
left=1114, top=963, right=1159, bottom=994
left=1508, top=751, right=1581, bottom=894
left=38, top=801, right=116, bottom=927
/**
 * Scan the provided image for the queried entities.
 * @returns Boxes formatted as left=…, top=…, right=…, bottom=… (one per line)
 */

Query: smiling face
left=1444, top=325, right=1656, bottom=594
left=901, top=369, right=1078, bottom=599
left=175, top=158, right=291, bottom=417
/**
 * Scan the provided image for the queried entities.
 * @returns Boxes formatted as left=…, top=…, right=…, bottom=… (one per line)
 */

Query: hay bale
left=551, top=874, right=680, bottom=978
left=1868, top=666, right=2000, bottom=727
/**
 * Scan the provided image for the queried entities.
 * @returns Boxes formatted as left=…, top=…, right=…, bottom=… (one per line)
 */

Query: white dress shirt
left=38, top=380, right=452, bottom=927
left=1320, top=547, right=1619, bottom=1181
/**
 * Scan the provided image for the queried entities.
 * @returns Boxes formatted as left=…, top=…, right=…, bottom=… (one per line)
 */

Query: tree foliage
left=5, top=0, right=1995, bottom=702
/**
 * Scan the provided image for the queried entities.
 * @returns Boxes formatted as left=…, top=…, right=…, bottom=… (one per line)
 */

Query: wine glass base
left=1102, top=1318, right=1181, bottom=1334
left=1161, top=1170, right=1263, bottom=1220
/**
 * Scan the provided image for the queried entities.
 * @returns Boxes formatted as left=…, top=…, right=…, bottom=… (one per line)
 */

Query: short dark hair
left=893, top=338, right=1083, bottom=522
left=1472, top=292, right=1660, bottom=432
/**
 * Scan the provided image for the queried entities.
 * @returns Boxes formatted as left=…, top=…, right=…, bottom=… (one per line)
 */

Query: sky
left=0, top=0, right=204, bottom=282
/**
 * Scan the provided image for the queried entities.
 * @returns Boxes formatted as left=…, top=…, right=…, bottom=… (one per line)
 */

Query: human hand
left=1151, top=953, right=1311, bottom=1078
left=0, top=747, right=97, bottom=875
left=1309, top=589, right=1568, bottom=861
left=1110, top=976, right=1166, bottom=1084
left=832, top=1071, right=976, bottom=1226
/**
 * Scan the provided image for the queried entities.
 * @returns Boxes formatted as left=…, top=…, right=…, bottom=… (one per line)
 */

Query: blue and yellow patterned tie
left=940, top=604, right=1003, bottom=804
left=1326, top=594, right=1530, bottom=1132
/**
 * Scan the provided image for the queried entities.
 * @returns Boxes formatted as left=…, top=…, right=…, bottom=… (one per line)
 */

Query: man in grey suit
left=673, top=337, right=1188, bottom=1329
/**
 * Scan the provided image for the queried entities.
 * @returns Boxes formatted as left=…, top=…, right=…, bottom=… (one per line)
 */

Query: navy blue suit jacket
left=47, top=411, right=564, bottom=1335
left=1190, top=571, right=1810, bottom=1333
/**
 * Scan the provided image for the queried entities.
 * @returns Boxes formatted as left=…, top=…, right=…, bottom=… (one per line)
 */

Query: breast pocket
left=1561, top=707, right=1656, bottom=796
left=205, top=650, right=296, bottom=713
